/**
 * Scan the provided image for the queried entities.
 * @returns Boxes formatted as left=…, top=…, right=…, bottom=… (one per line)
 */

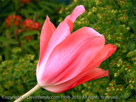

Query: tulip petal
left=37, top=20, right=75, bottom=80
left=37, top=27, right=105, bottom=86
left=44, top=5, right=85, bottom=55
left=43, top=68, right=108, bottom=93
left=65, top=5, right=85, bottom=22
left=89, top=44, right=117, bottom=68
left=38, top=5, right=85, bottom=72
left=37, top=6, right=86, bottom=81
left=78, top=44, right=116, bottom=77
left=39, top=16, right=56, bottom=65
left=94, top=44, right=117, bottom=62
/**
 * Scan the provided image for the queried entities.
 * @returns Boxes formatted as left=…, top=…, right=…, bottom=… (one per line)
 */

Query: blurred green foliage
left=0, top=0, right=65, bottom=60
left=0, top=0, right=136, bottom=102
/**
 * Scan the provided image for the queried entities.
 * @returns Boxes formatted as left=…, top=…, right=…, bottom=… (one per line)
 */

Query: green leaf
left=126, top=41, right=135, bottom=51
left=19, top=31, right=39, bottom=40
left=21, top=44, right=35, bottom=54
left=120, top=86, right=131, bottom=99
left=0, top=37, right=18, bottom=46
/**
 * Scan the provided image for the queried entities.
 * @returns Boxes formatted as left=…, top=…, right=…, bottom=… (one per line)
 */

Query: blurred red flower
left=20, top=0, right=31, bottom=4
left=33, top=22, right=41, bottom=30
left=23, top=19, right=41, bottom=30
left=23, top=19, right=33, bottom=29
left=5, top=15, right=22, bottom=27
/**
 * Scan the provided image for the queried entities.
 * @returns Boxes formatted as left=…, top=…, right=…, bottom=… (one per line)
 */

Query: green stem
left=14, top=84, right=41, bottom=102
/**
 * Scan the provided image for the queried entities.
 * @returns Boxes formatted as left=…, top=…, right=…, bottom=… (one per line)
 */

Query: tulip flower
left=14, top=5, right=116, bottom=102
left=36, top=5, right=116, bottom=93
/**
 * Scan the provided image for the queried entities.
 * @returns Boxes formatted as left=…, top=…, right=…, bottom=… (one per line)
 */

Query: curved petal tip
left=70, top=5, right=85, bottom=22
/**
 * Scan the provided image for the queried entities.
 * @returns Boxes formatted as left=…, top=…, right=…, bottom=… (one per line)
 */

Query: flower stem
left=14, top=84, right=41, bottom=102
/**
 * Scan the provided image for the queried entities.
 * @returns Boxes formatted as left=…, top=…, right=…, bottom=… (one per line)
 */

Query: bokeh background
left=0, top=0, right=136, bottom=102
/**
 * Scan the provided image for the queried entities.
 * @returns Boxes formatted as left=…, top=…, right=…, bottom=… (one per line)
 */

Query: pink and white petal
left=71, top=27, right=102, bottom=37
left=65, top=18, right=74, bottom=32
left=37, top=19, right=73, bottom=80
left=39, top=16, right=56, bottom=65
left=43, top=68, right=108, bottom=93
left=78, top=44, right=116, bottom=75
left=38, top=6, right=85, bottom=75
left=45, top=5, right=85, bottom=53
left=37, top=27, right=105, bottom=86
left=65, top=5, right=85, bottom=22
left=46, top=5, right=85, bottom=54
left=90, top=44, right=117, bottom=68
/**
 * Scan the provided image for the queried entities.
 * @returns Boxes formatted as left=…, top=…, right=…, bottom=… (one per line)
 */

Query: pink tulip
left=36, top=5, right=116, bottom=93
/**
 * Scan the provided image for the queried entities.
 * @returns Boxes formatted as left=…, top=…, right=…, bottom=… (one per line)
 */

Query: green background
left=0, top=0, right=136, bottom=102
